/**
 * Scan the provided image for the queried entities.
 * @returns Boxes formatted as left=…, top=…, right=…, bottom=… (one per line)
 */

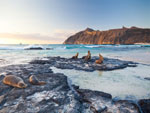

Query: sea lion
left=72, top=52, right=79, bottom=59
left=95, top=54, right=104, bottom=64
left=3, top=75, right=27, bottom=88
left=84, top=51, right=91, bottom=61
left=29, top=75, right=46, bottom=85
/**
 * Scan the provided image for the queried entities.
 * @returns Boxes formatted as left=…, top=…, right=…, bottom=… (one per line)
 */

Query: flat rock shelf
left=30, top=56, right=137, bottom=72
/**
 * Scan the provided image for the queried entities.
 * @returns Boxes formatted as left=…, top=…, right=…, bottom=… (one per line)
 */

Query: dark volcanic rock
left=24, top=47, right=43, bottom=50
left=144, top=77, right=150, bottom=81
left=30, top=56, right=137, bottom=72
left=138, top=99, right=150, bottom=113
left=74, top=88, right=139, bottom=113
left=0, top=62, right=140, bottom=112
left=76, top=89, right=112, bottom=99
left=63, top=27, right=150, bottom=44
left=0, top=64, right=81, bottom=113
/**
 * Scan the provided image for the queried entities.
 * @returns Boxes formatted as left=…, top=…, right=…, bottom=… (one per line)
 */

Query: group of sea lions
left=2, top=75, right=46, bottom=89
left=72, top=50, right=104, bottom=64
left=2, top=51, right=103, bottom=89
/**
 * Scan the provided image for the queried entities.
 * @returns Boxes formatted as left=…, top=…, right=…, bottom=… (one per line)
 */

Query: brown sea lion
left=84, top=51, right=91, bottom=61
left=95, top=54, right=104, bottom=64
left=29, top=75, right=46, bottom=85
left=72, top=52, right=79, bottom=59
left=3, top=75, right=27, bottom=88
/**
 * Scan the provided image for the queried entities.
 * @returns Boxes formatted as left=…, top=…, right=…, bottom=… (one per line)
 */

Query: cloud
left=0, top=30, right=77, bottom=44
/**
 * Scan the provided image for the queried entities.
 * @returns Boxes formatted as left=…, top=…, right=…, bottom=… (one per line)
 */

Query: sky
left=0, top=0, right=150, bottom=44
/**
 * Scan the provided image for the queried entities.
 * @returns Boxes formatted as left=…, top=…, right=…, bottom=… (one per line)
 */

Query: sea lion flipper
left=38, top=81, right=46, bottom=85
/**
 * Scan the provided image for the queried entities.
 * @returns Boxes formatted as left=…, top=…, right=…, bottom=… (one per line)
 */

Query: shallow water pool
left=52, top=64, right=150, bottom=100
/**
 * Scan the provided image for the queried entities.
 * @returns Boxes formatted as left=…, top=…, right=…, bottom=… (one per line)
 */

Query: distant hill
left=63, top=27, right=150, bottom=44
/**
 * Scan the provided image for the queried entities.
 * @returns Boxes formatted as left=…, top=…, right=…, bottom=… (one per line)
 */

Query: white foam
left=24, top=44, right=44, bottom=50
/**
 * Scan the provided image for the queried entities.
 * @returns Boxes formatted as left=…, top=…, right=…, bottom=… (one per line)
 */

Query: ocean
left=0, top=44, right=150, bottom=100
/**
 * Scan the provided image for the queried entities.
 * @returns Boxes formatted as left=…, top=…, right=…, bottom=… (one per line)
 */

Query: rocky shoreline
left=0, top=56, right=149, bottom=113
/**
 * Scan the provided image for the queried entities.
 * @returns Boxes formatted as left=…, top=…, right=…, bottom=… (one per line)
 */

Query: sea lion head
left=99, top=54, right=101, bottom=57
left=18, top=82, right=27, bottom=88
left=29, top=75, right=46, bottom=85
left=29, top=75, right=39, bottom=84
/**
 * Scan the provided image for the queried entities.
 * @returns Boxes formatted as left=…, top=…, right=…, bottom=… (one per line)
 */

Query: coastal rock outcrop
left=0, top=63, right=141, bottom=113
left=30, top=56, right=137, bottom=72
left=63, top=27, right=150, bottom=44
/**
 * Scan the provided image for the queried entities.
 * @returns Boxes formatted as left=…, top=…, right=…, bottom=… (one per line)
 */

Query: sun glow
left=0, top=38, right=19, bottom=44
left=0, top=37, right=60, bottom=44
left=0, top=31, right=73, bottom=44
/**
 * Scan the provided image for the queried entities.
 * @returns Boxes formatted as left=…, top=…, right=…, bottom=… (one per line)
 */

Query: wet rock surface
left=0, top=64, right=79, bottom=113
left=138, top=99, right=150, bottom=113
left=30, top=56, right=137, bottom=72
left=0, top=58, right=146, bottom=113
left=144, top=77, right=150, bottom=81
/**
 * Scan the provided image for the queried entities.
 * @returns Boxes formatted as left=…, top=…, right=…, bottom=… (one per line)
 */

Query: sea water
left=0, top=44, right=150, bottom=100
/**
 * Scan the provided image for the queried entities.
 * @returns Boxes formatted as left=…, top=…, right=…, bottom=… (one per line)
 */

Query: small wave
left=55, top=46, right=66, bottom=50
left=140, top=45, right=150, bottom=48
left=0, top=45, right=55, bottom=50
left=24, top=44, right=44, bottom=50
left=65, top=47, right=78, bottom=49
left=84, top=45, right=102, bottom=48
left=62, top=44, right=143, bottom=50
left=65, top=45, right=83, bottom=49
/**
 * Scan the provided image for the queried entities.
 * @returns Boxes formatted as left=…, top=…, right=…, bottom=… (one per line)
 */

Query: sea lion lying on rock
left=3, top=75, right=27, bottom=88
left=72, top=52, right=79, bottom=59
left=82, top=51, right=91, bottom=61
left=29, top=75, right=46, bottom=85
left=95, top=54, right=104, bottom=64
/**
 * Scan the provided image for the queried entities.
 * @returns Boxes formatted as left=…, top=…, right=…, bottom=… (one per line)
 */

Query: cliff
left=63, top=27, right=150, bottom=44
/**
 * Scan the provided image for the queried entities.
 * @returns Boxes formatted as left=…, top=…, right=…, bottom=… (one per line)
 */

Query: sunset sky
left=0, top=0, right=150, bottom=44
